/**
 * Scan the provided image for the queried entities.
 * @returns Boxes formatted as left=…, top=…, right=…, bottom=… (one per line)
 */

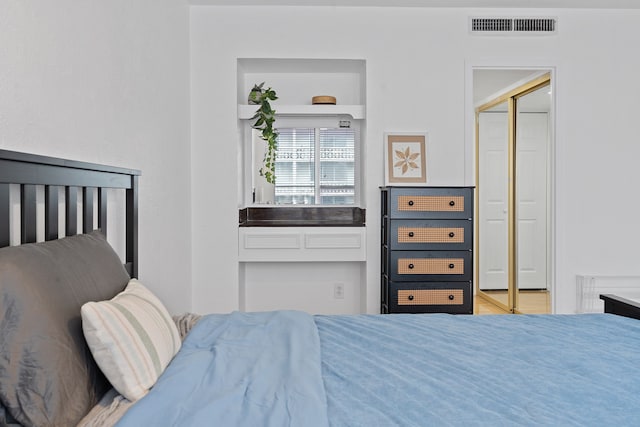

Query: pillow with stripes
left=81, top=279, right=181, bottom=401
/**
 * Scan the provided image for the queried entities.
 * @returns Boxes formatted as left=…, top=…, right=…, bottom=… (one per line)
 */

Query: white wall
left=191, top=6, right=640, bottom=314
left=4, top=4, right=639, bottom=316
left=0, top=0, right=192, bottom=314
left=242, top=262, right=363, bottom=314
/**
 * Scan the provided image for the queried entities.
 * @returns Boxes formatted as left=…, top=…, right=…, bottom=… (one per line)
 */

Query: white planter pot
left=254, top=179, right=275, bottom=204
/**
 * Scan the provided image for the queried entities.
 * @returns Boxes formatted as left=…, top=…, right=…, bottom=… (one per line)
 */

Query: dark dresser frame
left=381, top=186, right=474, bottom=314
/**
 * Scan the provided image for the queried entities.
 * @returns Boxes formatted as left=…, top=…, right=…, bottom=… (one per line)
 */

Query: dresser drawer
left=390, top=219, right=472, bottom=250
left=390, top=250, right=472, bottom=281
left=389, top=281, right=472, bottom=313
left=389, top=187, right=473, bottom=219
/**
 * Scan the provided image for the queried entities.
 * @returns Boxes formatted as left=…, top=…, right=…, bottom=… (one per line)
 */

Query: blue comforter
left=117, top=312, right=640, bottom=426
left=116, top=311, right=328, bottom=427
left=316, top=313, right=640, bottom=426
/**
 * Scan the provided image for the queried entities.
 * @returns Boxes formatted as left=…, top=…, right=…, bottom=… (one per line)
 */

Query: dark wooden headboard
left=0, top=149, right=141, bottom=277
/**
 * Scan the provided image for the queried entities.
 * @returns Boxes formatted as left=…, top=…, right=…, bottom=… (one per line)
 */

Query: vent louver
left=471, top=17, right=557, bottom=35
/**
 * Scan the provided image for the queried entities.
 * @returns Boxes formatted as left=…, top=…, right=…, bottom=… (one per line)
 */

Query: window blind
left=319, top=128, right=355, bottom=205
left=275, top=127, right=355, bottom=205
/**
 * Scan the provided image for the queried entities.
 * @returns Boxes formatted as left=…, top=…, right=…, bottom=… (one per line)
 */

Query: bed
left=2, top=149, right=640, bottom=427
left=0, top=149, right=140, bottom=426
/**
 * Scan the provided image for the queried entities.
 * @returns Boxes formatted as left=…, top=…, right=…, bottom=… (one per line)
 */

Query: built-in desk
left=237, top=207, right=367, bottom=314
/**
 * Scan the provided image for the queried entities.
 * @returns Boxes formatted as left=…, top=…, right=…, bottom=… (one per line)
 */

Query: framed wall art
left=384, top=132, right=427, bottom=185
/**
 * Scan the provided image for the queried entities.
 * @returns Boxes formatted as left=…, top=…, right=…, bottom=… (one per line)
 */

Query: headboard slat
left=45, top=185, right=59, bottom=241
left=83, top=187, right=94, bottom=234
left=126, top=175, right=139, bottom=278
left=21, top=184, right=37, bottom=244
left=98, top=188, right=108, bottom=237
left=0, top=184, right=9, bottom=247
left=66, top=186, right=78, bottom=236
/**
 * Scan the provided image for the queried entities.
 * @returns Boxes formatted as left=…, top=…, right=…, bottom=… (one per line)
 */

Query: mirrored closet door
left=475, top=71, right=552, bottom=314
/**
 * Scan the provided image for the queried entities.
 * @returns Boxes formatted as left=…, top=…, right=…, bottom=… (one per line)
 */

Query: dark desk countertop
left=239, top=207, right=366, bottom=227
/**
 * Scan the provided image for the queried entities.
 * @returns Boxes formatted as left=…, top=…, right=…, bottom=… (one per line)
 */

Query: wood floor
left=475, top=295, right=509, bottom=314
left=474, top=290, right=551, bottom=315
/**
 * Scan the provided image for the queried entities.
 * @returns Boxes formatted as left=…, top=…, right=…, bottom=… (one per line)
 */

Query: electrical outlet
left=333, top=283, right=345, bottom=299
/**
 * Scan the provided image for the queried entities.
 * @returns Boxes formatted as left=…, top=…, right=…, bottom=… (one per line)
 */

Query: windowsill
left=239, top=207, right=366, bottom=227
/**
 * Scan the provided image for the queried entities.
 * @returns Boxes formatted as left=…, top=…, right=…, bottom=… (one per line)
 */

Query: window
left=249, top=117, right=360, bottom=206
left=275, top=127, right=355, bottom=205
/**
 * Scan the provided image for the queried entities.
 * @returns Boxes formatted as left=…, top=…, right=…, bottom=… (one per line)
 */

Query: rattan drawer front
left=387, top=281, right=473, bottom=313
left=389, top=251, right=472, bottom=282
left=397, top=289, right=464, bottom=306
left=397, top=227, right=464, bottom=244
left=390, top=219, right=472, bottom=251
left=386, top=187, right=473, bottom=219
left=397, top=195, right=464, bottom=213
left=398, top=258, right=464, bottom=275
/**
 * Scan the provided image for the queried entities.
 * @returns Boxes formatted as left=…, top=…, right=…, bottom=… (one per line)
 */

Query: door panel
left=516, top=112, right=548, bottom=290
left=479, top=111, right=508, bottom=290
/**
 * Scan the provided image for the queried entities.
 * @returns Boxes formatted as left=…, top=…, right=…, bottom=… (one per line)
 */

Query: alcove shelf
left=237, top=104, right=365, bottom=120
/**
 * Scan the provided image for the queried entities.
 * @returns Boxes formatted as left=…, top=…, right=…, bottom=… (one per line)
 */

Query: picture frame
left=384, top=132, right=428, bottom=185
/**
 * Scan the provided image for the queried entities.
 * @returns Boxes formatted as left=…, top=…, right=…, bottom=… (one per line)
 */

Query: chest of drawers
left=381, top=187, right=474, bottom=314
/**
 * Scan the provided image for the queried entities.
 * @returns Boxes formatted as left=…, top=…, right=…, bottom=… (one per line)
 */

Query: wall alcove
left=237, top=58, right=369, bottom=315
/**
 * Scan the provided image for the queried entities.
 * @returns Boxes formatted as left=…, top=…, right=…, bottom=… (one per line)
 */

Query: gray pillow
left=0, top=231, right=130, bottom=427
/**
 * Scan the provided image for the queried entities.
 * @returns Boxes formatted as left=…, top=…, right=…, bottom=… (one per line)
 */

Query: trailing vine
left=248, top=82, right=279, bottom=184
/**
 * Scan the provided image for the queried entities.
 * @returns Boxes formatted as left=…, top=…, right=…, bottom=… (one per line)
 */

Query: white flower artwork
left=385, top=133, right=427, bottom=185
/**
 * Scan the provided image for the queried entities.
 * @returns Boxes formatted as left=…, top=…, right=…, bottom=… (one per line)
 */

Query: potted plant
left=248, top=82, right=279, bottom=184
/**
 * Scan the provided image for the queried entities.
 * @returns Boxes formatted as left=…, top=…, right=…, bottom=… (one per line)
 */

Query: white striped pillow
left=81, top=279, right=181, bottom=401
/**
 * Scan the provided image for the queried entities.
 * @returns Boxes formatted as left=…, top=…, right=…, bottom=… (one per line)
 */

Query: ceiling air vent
left=470, top=17, right=557, bottom=35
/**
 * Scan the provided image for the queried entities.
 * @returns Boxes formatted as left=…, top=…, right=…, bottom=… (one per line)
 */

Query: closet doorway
left=475, top=70, right=553, bottom=314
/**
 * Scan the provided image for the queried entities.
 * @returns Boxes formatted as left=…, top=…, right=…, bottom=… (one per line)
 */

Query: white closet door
left=478, top=111, right=509, bottom=290
left=516, top=112, right=549, bottom=290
